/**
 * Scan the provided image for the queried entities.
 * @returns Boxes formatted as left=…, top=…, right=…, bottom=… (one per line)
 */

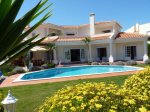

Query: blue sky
left=18, top=0, right=150, bottom=31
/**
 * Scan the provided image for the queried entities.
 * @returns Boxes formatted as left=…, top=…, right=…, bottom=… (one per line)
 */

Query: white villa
left=26, top=14, right=149, bottom=65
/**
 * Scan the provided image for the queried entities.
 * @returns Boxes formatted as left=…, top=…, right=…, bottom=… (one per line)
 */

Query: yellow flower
left=81, top=103, right=86, bottom=110
left=70, top=107, right=76, bottom=111
left=139, top=106, right=147, bottom=112
left=109, top=109, right=116, bottom=112
left=83, top=91, right=87, bottom=95
left=95, top=104, right=102, bottom=109
left=75, top=96, right=83, bottom=101
left=89, top=99, right=94, bottom=103
left=62, top=106, right=66, bottom=111
left=128, top=99, right=135, bottom=105
left=111, top=106, right=117, bottom=109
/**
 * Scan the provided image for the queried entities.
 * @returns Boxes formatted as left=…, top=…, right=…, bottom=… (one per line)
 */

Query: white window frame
left=124, top=45, right=137, bottom=60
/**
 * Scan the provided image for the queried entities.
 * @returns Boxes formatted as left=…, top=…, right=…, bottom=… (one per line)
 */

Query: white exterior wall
left=32, top=41, right=145, bottom=63
left=112, top=43, right=117, bottom=61
left=115, top=41, right=144, bottom=61
left=63, top=28, right=79, bottom=36
left=26, top=27, right=47, bottom=41
left=95, top=27, right=113, bottom=35
left=139, top=23, right=150, bottom=34
left=57, top=45, right=88, bottom=63
left=91, top=44, right=109, bottom=61
left=78, top=26, right=90, bottom=36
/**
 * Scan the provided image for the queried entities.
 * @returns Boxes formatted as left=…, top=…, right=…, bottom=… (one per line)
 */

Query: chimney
left=134, top=23, right=140, bottom=33
left=89, top=13, right=95, bottom=36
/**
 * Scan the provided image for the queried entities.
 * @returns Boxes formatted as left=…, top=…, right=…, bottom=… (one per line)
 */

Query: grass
left=0, top=75, right=130, bottom=112
left=135, top=63, right=150, bottom=67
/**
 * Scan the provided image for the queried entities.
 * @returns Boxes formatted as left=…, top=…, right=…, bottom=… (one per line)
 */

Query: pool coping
left=13, top=65, right=143, bottom=82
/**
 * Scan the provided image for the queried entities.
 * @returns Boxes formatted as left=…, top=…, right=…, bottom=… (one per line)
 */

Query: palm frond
left=0, top=0, right=52, bottom=67
left=82, top=37, right=91, bottom=45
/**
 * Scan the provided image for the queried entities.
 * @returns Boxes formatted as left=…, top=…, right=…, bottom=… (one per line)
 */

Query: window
left=125, top=46, right=136, bottom=59
left=97, top=48, right=107, bottom=60
left=66, top=33, right=75, bottom=36
left=125, top=46, right=131, bottom=57
left=64, top=50, right=71, bottom=60
left=49, top=33, right=57, bottom=36
left=66, top=32, right=76, bottom=36
left=102, top=30, right=111, bottom=33
left=81, top=49, right=85, bottom=59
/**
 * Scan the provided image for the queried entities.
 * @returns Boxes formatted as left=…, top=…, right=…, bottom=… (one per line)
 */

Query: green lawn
left=1, top=75, right=130, bottom=112
left=135, top=63, right=150, bottom=67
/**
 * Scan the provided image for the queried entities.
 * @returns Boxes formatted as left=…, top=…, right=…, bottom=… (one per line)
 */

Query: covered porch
left=30, top=46, right=57, bottom=66
left=114, top=38, right=149, bottom=62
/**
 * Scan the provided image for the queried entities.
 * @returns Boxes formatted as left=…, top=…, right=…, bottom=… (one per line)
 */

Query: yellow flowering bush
left=37, top=82, right=149, bottom=112
left=123, top=67, right=150, bottom=110
left=124, top=67, right=150, bottom=97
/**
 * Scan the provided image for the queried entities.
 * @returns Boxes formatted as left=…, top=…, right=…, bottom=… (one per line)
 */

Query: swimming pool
left=14, top=65, right=143, bottom=82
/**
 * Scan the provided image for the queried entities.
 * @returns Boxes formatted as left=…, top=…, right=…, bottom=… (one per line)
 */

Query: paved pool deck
left=0, top=70, right=139, bottom=88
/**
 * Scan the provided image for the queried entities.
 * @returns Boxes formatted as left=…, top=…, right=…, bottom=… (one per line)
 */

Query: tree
left=0, top=0, right=52, bottom=67
left=45, top=43, right=56, bottom=63
left=82, top=37, right=91, bottom=63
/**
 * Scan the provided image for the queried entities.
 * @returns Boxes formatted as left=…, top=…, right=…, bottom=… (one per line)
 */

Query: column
left=109, top=41, right=114, bottom=63
left=53, top=49, right=58, bottom=64
left=89, top=44, right=92, bottom=62
left=143, top=39, right=149, bottom=62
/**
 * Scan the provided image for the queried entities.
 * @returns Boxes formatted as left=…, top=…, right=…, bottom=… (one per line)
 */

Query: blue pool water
left=17, top=65, right=142, bottom=81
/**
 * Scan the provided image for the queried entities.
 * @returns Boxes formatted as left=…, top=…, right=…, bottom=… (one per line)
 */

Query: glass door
left=125, top=46, right=136, bottom=60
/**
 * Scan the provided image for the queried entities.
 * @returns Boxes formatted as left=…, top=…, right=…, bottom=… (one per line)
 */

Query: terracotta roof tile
left=62, top=26, right=79, bottom=28
left=116, top=32, right=148, bottom=39
left=41, top=36, right=58, bottom=44
left=41, top=32, right=148, bottom=44
left=41, top=35, right=110, bottom=43
left=92, top=35, right=110, bottom=40
left=57, top=36, right=85, bottom=42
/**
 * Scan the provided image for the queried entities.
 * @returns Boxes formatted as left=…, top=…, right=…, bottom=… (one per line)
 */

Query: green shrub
left=99, top=62, right=109, bottom=65
left=144, top=59, right=150, bottom=64
left=124, top=67, right=150, bottom=99
left=0, top=91, right=4, bottom=112
left=37, top=82, right=149, bottom=112
left=112, top=61, right=125, bottom=65
left=126, top=60, right=137, bottom=66
left=0, top=64, right=15, bottom=76
left=47, top=63, right=56, bottom=68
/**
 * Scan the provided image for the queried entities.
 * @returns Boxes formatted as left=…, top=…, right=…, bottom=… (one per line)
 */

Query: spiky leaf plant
left=0, top=0, right=52, bottom=67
